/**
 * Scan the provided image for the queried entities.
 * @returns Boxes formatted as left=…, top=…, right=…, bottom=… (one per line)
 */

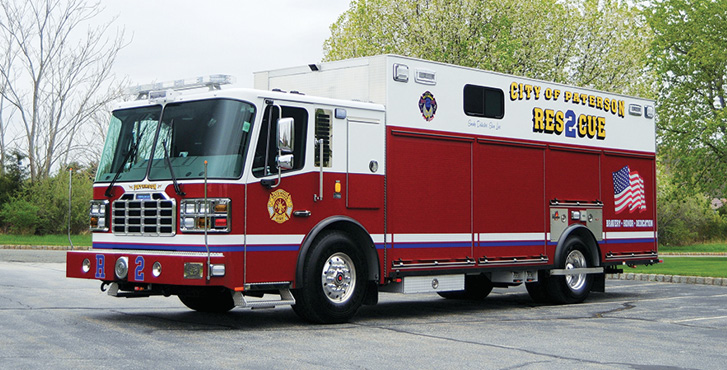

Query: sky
left=100, top=0, right=352, bottom=88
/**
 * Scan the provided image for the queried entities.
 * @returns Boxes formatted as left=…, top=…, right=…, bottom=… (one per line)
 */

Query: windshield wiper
left=105, top=131, right=144, bottom=197
left=161, top=125, right=185, bottom=196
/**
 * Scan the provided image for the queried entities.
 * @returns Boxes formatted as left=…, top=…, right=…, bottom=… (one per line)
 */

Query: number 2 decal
left=564, top=110, right=577, bottom=138
left=134, top=256, right=145, bottom=281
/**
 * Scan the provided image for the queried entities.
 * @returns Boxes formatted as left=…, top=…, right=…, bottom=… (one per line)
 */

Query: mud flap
left=591, top=273, right=606, bottom=293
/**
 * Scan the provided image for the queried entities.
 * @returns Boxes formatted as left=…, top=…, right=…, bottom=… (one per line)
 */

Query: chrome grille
left=112, top=193, right=176, bottom=236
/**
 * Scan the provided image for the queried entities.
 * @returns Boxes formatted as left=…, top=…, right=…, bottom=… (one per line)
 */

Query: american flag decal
left=613, top=165, right=646, bottom=214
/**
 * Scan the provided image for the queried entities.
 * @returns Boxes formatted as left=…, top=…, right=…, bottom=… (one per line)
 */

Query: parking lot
left=1, top=250, right=726, bottom=369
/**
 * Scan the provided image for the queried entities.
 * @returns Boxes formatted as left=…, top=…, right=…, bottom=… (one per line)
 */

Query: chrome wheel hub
left=564, top=249, right=587, bottom=292
left=321, top=252, right=356, bottom=304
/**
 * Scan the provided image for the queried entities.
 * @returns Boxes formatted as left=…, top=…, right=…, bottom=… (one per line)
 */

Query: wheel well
left=554, top=225, right=601, bottom=267
left=295, top=216, right=380, bottom=287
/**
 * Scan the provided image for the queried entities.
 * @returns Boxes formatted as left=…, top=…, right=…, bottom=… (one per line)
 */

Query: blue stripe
left=393, top=241, right=471, bottom=249
left=93, top=242, right=299, bottom=253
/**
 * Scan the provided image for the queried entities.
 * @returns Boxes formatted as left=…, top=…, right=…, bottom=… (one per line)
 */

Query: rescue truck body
left=67, top=55, right=658, bottom=323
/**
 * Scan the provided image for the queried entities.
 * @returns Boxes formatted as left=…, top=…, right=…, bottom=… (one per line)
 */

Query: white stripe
left=394, top=233, right=472, bottom=243
left=606, top=231, right=655, bottom=239
left=93, top=233, right=306, bottom=246
left=371, top=234, right=385, bottom=244
left=478, top=232, right=544, bottom=241
left=94, top=233, right=245, bottom=245
left=246, top=234, right=306, bottom=245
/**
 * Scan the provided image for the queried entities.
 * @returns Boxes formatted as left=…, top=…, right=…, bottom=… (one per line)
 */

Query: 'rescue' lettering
left=533, top=107, right=605, bottom=140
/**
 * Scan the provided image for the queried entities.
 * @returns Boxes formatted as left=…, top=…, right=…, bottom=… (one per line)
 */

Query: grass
left=659, top=242, right=727, bottom=254
left=627, top=257, right=727, bottom=278
left=0, top=233, right=91, bottom=247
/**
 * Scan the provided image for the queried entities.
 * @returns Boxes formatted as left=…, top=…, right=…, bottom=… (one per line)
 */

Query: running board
left=550, top=267, right=604, bottom=276
left=232, top=289, right=296, bottom=309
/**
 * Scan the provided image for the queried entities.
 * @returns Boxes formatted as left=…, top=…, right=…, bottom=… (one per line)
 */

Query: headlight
left=115, top=257, right=128, bottom=279
left=180, top=198, right=231, bottom=233
left=89, top=200, right=109, bottom=232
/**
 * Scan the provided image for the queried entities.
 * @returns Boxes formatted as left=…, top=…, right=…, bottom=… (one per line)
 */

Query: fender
left=553, top=224, right=601, bottom=267
left=295, top=216, right=380, bottom=287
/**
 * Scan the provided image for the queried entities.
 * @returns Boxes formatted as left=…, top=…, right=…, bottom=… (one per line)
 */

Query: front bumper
left=66, top=249, right=233, bottom=288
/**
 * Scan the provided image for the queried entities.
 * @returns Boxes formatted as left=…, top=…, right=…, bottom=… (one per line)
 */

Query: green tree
left=0, top=166, right=93, bottom=235
left=648, top=0, right=727, bottom=195
left=324, top=0, right=653, bottom=96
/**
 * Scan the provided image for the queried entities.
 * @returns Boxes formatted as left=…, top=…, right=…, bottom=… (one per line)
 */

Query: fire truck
left=67, top=55, right=658, bottom=323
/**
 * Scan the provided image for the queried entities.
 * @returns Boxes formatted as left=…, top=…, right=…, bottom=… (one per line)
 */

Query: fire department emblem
left=418, top=91, right=437, bottom=121
left=267, top=189, right=293, bottom=224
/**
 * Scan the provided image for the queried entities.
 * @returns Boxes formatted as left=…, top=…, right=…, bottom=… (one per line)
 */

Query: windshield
left=148, top=99, right=256, bottom=180
left=96, top=106, right=161, bottom=182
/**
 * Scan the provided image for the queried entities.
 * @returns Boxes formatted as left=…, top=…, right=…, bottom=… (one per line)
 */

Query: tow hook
left=100, top=282, right=109, bottom=292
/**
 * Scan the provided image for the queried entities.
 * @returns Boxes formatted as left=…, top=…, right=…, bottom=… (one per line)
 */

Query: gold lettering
left=524, top=84, right=533, bottom=99
left=578, top=115, right=588, bottom=137
left=596, top=96, right=603, bottom=110
left=603, top=98, right=611, bottom=113
left=564, top=91, right=572, bottom=102
left=545, top=109, right=555, bottom=133
left=533, top=107, right=544, bottom=132
left=553, top=89, right=561, bottom=100
left=533, top=85, right=541, bottom=100
left=618, top=100, right=625, bottom=118
left=589, top=95, right=596, bottom=108
left=545, top=88, right=553, bottom=100
left=510, top=82, right=518, bottom=100
left=597, top=117, right=606, bottom=139
left=587, top=116, right=597, bottom=138
left=554, top=110, right=564, bottom=135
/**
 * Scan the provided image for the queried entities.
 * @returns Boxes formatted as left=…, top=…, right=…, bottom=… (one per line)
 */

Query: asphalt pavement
left=1, top=250, right=726, bottom=369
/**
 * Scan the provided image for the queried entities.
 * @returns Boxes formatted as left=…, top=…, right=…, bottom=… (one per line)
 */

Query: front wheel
left=292, top=231, right=367, bottom=324
left=546, top=237, right=594, bottom=304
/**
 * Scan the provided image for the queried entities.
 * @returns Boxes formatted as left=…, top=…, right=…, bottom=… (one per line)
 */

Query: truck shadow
left=90, top=289, right=642, bottom=331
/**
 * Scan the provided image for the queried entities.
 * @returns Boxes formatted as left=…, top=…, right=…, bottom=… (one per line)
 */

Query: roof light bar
left=128, top=74, right=236, bottom=100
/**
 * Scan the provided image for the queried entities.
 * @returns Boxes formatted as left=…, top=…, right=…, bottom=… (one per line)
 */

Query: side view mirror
left=277, top=117, right=294, bottom=154
left=277, top=154, right=294, bottom=170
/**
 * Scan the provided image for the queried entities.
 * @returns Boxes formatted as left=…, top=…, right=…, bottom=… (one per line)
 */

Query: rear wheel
left=178, top=288, right=235, bottom=313
left=292, top=231, right=367, bottom=324
left=546, top=237, right=594, bottom=304
left=437, top=274, right=493, bottom=300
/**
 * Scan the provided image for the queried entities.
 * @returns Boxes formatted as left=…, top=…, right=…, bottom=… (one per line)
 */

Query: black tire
left=292, top=231, right=367, bottom=324
left=525, top=270, right=550, bottom=303
left=178, top=288, right=235, bottom=313
left=437, top=274, right=493, bottom=300
left=546, top=237, right=594, bottom=304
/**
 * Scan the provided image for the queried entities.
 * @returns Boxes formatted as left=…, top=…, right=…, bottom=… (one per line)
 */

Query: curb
left=660, top=252, right=727, bottom=256
left=607, top=273, right=727, bottom=287
left=1, top=245, right=90, bottom=251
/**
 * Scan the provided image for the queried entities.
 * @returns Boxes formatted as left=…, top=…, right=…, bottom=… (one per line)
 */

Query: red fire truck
left=67, top=55, right=658, bottom=323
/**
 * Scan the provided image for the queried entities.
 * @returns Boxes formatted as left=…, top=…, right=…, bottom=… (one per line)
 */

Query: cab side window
left=252, top=105, right=308, bottom=177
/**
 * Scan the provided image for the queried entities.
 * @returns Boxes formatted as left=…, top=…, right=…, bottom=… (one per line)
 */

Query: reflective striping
left=606, top=231, right=656, bottom=239
left=394, top=233, right=472, bottom=243
left=479, top=232, right=544, bottom=241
